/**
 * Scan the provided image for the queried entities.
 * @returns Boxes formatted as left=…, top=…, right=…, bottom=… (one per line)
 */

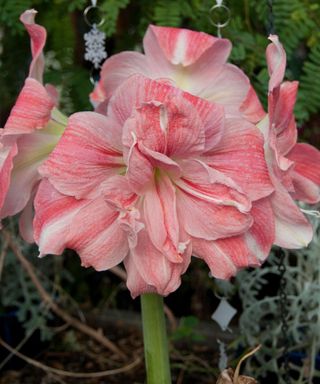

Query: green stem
left=141, top=293, right=172, bottom=384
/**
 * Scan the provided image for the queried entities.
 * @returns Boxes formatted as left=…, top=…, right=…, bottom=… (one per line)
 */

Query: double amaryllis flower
left=0, top=10, right=67, bottom=242
left=2, top=12, right=320, bottom=297
left=34, top=75, right=273, bottom=296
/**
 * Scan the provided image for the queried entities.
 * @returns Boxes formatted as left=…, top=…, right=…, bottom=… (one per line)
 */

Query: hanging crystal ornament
left=208, top=0, right=231, bottom=38
left=83, top=0, right=107, bottom=83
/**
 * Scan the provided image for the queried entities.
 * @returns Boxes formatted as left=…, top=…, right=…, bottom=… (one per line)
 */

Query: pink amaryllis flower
left=0, top=10, right=67, bottom=241
left=91, top=25, right=264, bottom=123
left=257, top=35, right=320, bottom=249
left=34, top=74, right=274, bottom=297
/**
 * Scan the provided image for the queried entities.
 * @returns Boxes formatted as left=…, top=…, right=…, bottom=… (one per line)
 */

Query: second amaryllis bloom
left=0, top=10, right=67, bottom=242
left=257, top=35, right=320, bottom=249
left=34, top=74, right=274, bottom=297
left=91, top=25, right=264, bottom=123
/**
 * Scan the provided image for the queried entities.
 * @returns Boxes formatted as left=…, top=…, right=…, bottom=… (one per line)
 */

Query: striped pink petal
left=40, top=112, right=124, bottom=199
left=271, top=176, right=313, bottom=248
left=144, top=25, right=230, bottom=67
left=20, top=9, right=46, bottom=82
left=287, top=143, right=320, bottom=204
left=3, top=78, right=55, bottom=135
left=34, top=180, right=129, bottom=269
left=0, top=137, right=18, bottom=216
left=267, top=34, right=286, bottom=92
left=205, top=118, right=274, bottom=201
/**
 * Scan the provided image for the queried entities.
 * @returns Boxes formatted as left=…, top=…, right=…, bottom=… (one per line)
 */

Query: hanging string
left=267, top=0, right=275, bottom=34
left=83, top=0, right=107, bottom=84
left=267, top=2, right=291, bottom=381
left=278, top=250, right=291, bottom=384
left=208, top=0, right=231, bottom=38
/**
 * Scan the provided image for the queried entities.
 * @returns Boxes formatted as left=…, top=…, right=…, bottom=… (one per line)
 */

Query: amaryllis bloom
left=0, top=10, right=67, bottom=241
left=257, top=35, right=320, bottom=249
left=91, top=25, right=264, bottom=123
left=34, top=74, right=274, bottom=297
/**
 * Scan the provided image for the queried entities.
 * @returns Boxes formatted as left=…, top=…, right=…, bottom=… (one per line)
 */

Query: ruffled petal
left=40, top=112, right=124, bottom=199
left=143, top=174, right=182, bottom=263
left=124, top=255, right=156, bottom=299
left=130, top=229, right=186, bottom=296
left=0, top=136, right=18, bottom=214
left=244, top=198, right=274, bottom=265
left=178, top=159, right=251, bottom=212
left=34, top=180, right=129, bottom=269
left=271, top=177, right=313, bottom=248
left=3, top=78, right=55, bottom=135
left=269, top=81, right=298, bottom=156
left=205, top=118, right=274, bottom=201
left=193, top=199, right=274, bottom=279
left=192, top=237, right=239, bottom=279
left=125, top=142, right=154, bottom=194
left=20, top=9, right=46, bottom=82
left=176, top=186, right=252, bottom=241
left=267, top=35, right=286, bottom=92
left=287, top=143, right=320, bottom=204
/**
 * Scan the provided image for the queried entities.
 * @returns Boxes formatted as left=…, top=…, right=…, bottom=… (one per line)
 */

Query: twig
left=110, top=266, right=178, bottom=330
left=0, top=328, right=37, bottom=370
left=0, top=337, right=141, bottom=378
left=2, top=230, right=126, bottom=359
left=110, top=266, right=127, bottom=281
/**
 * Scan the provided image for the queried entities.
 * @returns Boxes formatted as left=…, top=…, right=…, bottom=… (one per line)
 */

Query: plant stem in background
left=141, top=293, right=171, bottom=384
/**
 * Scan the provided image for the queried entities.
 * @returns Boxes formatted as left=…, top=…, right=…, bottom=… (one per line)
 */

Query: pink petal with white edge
left=34, top=180, right=129, bottom=269
left=245, top=198, right=275, bottom=265
left=34, top=179, right=89, bottom=256
left=130, top=229, right=188, bottom=296
left=124, top=255, right=156, bottom=299
left=143, top=174, right=182, bottom=263
left=287, top=143, right=320, bottom=204
left=3, top=78, right=55, bottom=135
left=40, top=112, right=124, bottom=199
left=176, top=186, right=252, bottom=241
left=0, top=136, right=18, bottom=214
left=192, top=237, right=239, bottom=279
left=101, top=175, right=137, bottom=209
left=125, top=143, right=154, bottom=194
left=195, top=64, right=250, bottom=118
left=1, top=123, right=61, bottom=219
left=178, top=159, right=251, bottom=213
left=240, top=85, right=266, bottom=123
left=269, top=81, right=298, bottom=157
left=20, top=9, right=46, bottom=82
left=19, top=186, right=38, bottom=243
left=205, top=118, right=274, bottom=201
left=271, top=176, right=313, bottom=248
left=267, top=35, right=286, bottom=92
left=91, top=52, right=150, bottom=106
left=144, top=25, right=230, bottom=67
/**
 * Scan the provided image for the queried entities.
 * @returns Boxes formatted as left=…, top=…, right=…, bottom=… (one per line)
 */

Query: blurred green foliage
left=1, top=0, right=319, bottom=131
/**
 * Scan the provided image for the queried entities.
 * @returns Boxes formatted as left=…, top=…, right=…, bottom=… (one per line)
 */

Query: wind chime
left=82, top=0, right=292, bottom=382
left=83, top=0, right=107, bottom=83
